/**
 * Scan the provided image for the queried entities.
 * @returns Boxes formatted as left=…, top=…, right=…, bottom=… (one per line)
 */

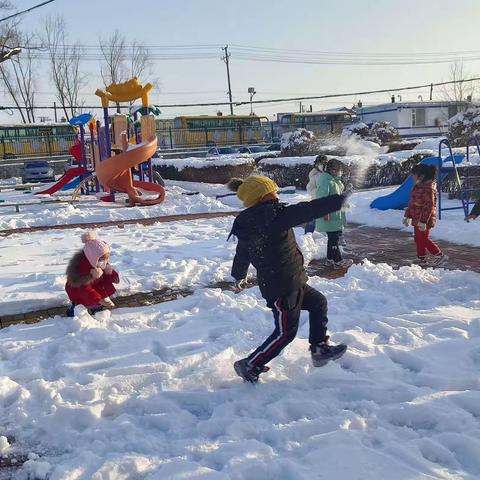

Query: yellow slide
left=95, top=137, right=165, bottom=206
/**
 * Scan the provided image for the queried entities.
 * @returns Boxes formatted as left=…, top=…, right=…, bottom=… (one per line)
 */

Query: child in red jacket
left=403, top=164, right=446, bottom=267
left=65, top=232, right=119, bottom=316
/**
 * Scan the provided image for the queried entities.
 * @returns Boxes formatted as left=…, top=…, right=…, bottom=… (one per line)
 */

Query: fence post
left=1, top=138, right=4, bottom=159
left=204, top=127, right=208, bottom=146
left=47, top=133, right=53, bottom=157
left=169, top=127, right=173, bottom=149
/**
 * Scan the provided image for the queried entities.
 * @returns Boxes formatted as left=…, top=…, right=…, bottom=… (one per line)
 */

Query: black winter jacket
left=470, top=199, right=480, bottom=218
left=229, top=194, right=344, bottom=302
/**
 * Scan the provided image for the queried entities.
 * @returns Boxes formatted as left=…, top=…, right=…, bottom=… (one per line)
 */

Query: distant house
left=353, top=100, right=476, bottom=138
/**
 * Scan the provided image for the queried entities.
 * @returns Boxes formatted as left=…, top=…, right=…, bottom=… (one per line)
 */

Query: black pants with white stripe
left=247, top=285, right=329, bottom=368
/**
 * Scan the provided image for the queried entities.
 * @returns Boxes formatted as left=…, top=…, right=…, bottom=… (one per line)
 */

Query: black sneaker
left=310, top=339, right=347, bottom=367
left=233, top=358, right=270, bottom=383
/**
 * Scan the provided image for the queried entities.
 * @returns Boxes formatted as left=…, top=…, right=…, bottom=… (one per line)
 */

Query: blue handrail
left=437, top=138, right=468, bottom=219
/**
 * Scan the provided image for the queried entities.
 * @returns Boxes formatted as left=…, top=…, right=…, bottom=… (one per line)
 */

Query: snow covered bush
left=343, top=121, right=400, bottom=145
left=448, top=106, right=480, bottom=147
left=280, top=128, right=318, bottom=156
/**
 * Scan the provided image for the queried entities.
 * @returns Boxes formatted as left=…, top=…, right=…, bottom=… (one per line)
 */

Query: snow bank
left=153, top=155, right=255, bottom=171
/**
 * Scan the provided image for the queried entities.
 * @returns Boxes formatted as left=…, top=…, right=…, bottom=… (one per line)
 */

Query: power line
left=1, top=77, right=479, bottom=111
left=0, top=0, right=56, bottom=23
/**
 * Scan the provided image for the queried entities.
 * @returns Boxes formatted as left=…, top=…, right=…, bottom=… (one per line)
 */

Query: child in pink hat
left=65, top=232, right=120, bottom=316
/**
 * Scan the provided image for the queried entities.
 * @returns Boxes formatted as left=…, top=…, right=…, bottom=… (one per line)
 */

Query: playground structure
left=35, top=78, right=165, bottom=206
left=370, top=138, right=480, bottom=218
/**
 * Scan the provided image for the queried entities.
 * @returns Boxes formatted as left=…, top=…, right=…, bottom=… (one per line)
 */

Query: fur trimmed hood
left=66, top=250, right=95, bottom=287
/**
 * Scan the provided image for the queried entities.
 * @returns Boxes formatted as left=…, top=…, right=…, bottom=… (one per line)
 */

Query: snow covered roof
left=355, top=101, right=479, bottom=112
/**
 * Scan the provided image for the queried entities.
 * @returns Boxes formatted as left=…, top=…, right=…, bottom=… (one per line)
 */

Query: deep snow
left=1, top=263, right=480, bottom=479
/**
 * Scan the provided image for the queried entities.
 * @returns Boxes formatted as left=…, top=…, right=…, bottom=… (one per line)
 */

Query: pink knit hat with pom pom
left=81, top=232, right=110, bottom=267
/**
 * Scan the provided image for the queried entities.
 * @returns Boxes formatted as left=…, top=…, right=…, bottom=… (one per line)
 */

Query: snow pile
left=152, top=155, right=254, bottom=171
left=1, top=263, right=480, bottom=478
left=280, top=128, right=318, bottom=156
left=343, top=121, right=400, bottom=145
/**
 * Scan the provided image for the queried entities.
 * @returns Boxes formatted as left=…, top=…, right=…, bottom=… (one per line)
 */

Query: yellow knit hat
left=236, top=175, right=279, bottom=208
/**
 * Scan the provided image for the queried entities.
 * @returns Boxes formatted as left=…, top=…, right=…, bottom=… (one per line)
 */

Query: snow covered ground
left=1, top=178, right=479, bottom=317
left=1, top=263, right=480, bottom=479
left=0, top=184, right=236, bottom=231
left=0, top=218, right=323, bottom=316
left=348, top=187, right=480, bottom=247
left=1, top=166, right=480, bottom=478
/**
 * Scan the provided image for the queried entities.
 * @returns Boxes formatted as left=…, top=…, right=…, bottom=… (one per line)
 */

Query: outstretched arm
left=231, top=238, right=250, bottom=280
left=273, top=195, right=344, bottom=232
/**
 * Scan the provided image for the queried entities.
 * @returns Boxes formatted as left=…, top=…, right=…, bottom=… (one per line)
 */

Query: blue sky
left=3, top=0, right=480, bottom=121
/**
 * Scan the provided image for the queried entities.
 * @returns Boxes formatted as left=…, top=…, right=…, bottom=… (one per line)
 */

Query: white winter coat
left=306, top=167, right=322, bottom=199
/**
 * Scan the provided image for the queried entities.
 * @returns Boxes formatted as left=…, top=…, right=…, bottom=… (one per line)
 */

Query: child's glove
left=90, top=267, right=103, bottom=279
left=402, top=217, right=412, bottom=227
left=417, top=222, right=427, bottom=231
left=104, top=264, right=114, bottom=275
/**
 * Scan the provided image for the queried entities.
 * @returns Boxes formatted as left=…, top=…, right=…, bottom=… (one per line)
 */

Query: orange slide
left=95, top=138, right=165, bottom=206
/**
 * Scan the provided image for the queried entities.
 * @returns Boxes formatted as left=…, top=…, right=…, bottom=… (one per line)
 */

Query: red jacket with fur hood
left=65, top=251, right=119, bottom=306
left=405, top=180, right=437, bottom=228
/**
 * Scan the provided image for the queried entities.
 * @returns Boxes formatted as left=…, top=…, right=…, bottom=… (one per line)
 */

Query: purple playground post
left=97, top=124, right=107, bottom=161
left=79, top=124, right=89, bottom=195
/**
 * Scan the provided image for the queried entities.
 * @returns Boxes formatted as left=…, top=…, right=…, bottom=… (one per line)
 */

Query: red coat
left=65, top=251, right=119, bottom=306
left=405, top=180, right=437, bottom=228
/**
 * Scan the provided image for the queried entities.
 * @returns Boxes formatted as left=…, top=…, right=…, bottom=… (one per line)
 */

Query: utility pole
left=222, top=45, right=234, bottom=115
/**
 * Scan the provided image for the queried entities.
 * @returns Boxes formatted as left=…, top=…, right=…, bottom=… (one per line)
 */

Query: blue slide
left=370, top=155, right=464, bottom=210
left=61, top=176, right=82, bottom=191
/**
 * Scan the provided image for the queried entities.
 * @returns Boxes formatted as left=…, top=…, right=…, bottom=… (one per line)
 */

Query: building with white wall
left=354, top=100, right=476, bottom=138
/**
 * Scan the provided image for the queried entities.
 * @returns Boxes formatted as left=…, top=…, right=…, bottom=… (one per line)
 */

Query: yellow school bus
left=0, top=123, right=77, bottom=158
left=168, top=115, right=264, bottom=148
left=278, top=111, right=356, bottom=135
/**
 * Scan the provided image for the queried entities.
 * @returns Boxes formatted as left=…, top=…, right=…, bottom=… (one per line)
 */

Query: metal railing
left=0, top=133, right=77, bottom=159
left=0, top=119, right=354, bottom=159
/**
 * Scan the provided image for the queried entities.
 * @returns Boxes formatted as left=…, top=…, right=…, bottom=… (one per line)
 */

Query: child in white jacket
left=305, top=155, right=327, bottom=233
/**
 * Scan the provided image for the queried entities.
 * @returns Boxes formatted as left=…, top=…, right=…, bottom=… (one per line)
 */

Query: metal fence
left=155, top=125, right=267, bottom=149
left=0, top=119, right=353, bottom=159
left=0, top=133, right=77, bottom=159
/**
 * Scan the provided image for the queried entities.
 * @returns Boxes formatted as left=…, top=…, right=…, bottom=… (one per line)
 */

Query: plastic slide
left=370, top=155, right=464, bottom=210
left=95, top=137, right=165, bottom=206
left=34, top=166, right=85, bottom=195
left=61, top=176, right=82, bottom=191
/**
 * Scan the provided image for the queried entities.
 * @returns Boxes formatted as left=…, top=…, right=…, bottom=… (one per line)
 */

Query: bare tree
left=441, top=60, right=477, bottom=102
left=129, top=41, right=151, bottom=79
left=42, top=15, right=87, bottom=121
left=0, top=31, right=37, bottom=123
left=0, top=2, right=37, bottom=123
left=99, top=30, right=127, bottom=85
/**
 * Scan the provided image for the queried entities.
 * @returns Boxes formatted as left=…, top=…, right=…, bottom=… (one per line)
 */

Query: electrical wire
left=1, top=77, right=478, bottom=110
left=0, top=0, right=56, bottom=23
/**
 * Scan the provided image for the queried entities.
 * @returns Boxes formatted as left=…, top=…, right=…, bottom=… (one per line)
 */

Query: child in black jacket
left=228, top=175, right=348, bottom=383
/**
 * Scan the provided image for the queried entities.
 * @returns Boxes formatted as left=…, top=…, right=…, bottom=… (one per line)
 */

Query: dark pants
left=327, top=231, right=343, bottom=262
left=247, top=285, right=328, bottom=367
left=304, top=220, right=316, bottom=234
